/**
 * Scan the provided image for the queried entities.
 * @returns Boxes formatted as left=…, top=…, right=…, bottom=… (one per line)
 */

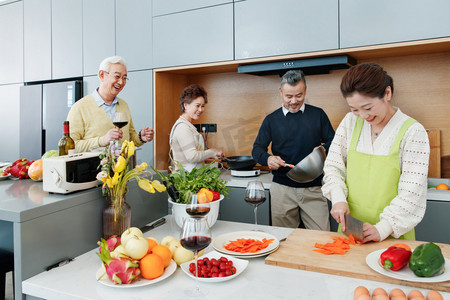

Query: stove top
left=230, top=169, right=261, bottom=177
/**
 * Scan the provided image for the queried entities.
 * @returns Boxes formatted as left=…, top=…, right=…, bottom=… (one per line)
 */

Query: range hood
left=238, top=55, right=356, bottom=76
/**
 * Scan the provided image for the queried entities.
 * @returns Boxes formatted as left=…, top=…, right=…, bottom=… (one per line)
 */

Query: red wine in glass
left=180, top=235, right=211, bottom=252
left=245, top=181, right=266, bottom=229
left=186, top=207, right=211, bottom=217
left=112, top=121, right=128, bottom=128
left=244, top=195, right=266, bottom=207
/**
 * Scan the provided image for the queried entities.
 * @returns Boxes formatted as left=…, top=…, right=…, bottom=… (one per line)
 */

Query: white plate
left=227, top=245, right=280, bottom=259
left=96, top=259, right=177, bottom=288
left=212, top=231, right=279, bottom=257
left=180, top=250, right=249, bottom=282
left=366, top=249, right=450, bottom=283
left=0, top=174, right=10, bottom=180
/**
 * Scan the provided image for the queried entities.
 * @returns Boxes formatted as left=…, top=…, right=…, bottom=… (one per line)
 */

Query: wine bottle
left=58, top=121, right=75, bottom=156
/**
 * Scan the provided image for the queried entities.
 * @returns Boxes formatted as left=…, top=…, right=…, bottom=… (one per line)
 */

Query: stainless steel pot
left=287, top=146, right=326, bottom=183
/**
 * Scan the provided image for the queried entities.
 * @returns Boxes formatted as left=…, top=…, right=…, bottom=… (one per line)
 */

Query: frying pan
left=223, top=156, right=257, bottom=170
left=286, top=146, right=327, bottom=183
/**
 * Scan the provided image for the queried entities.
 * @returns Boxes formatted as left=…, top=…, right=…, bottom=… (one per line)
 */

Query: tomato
left=190, top=256, right=236, bottom=278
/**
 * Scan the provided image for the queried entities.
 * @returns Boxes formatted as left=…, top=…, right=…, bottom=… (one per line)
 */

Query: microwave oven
left=43, top=152, right=101, bottom=194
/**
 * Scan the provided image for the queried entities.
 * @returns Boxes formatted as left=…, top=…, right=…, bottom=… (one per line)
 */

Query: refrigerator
left=20, top=80, right=83, bottom=160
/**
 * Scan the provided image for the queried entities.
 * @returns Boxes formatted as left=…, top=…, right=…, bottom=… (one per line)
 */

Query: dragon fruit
left=97, top=238, right=141, bottom=284
left=104, top=235, right=121, bottom=252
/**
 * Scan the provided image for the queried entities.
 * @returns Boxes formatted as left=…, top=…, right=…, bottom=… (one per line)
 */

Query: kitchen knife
left=139, top=217, right=166, bottom=233
left=344, top=214, right=364, bottom=242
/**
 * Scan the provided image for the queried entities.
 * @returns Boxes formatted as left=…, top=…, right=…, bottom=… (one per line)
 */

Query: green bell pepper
left=409, top=242, right=445, bottom=277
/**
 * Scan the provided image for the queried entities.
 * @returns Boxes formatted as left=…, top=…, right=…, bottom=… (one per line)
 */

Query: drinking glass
left=112, top=112, right=128, bottom=129
left=180, top=196, right=211, bottom=297
left=244, top=180, right=266, bottom=229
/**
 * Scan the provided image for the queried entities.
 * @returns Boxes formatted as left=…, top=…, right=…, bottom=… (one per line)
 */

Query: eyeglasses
left=104, top=71, right=129, bottom=82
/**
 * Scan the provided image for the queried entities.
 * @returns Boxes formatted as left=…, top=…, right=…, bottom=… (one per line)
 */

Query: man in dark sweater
left=252, top=70, right=335, bottom=230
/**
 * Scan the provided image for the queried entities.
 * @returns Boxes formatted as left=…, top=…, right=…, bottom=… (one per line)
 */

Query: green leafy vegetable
left=151, top=162, right=230, bottom=204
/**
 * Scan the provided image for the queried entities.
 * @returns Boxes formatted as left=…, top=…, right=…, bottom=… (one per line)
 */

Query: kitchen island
left=22, top=216, right=450, bottom=300
left=0, top=175, right=168, bottom=300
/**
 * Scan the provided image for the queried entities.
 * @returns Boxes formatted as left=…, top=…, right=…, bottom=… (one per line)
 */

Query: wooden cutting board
left=265, top=229, right=450, bottom=292
left=427, top=129, right=441, bottom=178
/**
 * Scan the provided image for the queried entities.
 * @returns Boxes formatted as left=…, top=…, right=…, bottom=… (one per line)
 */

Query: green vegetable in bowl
left=152, top=162, right=230, bottom=204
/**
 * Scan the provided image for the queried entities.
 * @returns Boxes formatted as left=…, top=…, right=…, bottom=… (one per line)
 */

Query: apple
left=121, top=227, right=143, bottom=246
left=110, top=244, right=127, bottom=258
left=124, top=236, right=148, bottom=260
left=160, top=235, right=177, bottom=247
left=173, top=246, right=194, bottom=265
left=167, top=239, right=181, bottom=255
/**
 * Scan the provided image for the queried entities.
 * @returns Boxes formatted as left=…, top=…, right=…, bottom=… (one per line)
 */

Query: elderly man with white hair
left=67, top=56, right=153, bottom=152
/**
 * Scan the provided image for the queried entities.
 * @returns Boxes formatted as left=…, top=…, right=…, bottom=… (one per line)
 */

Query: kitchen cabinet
left=82, top=0, right=115, bottom=76
left=152, top=4, right=234, bottom=68
left=116, top=0, right=152, bottom=71
left=118, top=70, right=154, bottom=166
left=52, top=0, right=83, bottom=79
left=0, top=84, right=21, bottom=162
left=234, top=0, right=338, bottom=60
left=340, top=0, right=450, bottom=48
left=219, top=187, right=271, bottom=225
left=23, top=0, right=52, bottom=82
left=0, top=1, right=23, bottom=84
left=152, top=0, right=232, bottom=16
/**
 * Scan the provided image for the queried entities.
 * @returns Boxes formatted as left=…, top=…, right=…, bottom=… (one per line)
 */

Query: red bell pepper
left=210, top=190, right=220, bottom=201
left=380, top=246, right=412, bottom=271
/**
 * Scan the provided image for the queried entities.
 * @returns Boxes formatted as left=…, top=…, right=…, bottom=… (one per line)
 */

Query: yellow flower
left=136, top=162, right=147, bottom=171
left=138, top=179, right=155, bottom=193
left=114, top=155, right=126, bottom=173
left=111, top=172, right=120, bottom=186
left=152, top=180, right=166, bottom=192
left=128, top=141, right=135, bottom=157
left=105, top=176, right=113, bottom=188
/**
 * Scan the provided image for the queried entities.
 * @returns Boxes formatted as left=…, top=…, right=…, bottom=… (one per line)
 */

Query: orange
left=139, top=254, right=164, bottom=279
left=436, top=183, right=450, bottom=190
left=146, top=238, right=158, bottom=254
left=151, top=245, right=172, bottom=268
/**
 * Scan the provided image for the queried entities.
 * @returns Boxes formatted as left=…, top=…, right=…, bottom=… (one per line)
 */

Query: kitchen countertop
left=219, top=171, right=450, bottom=202
left=220, top=168, right=273, bottom=189
left=22, top=216, right=450, bottom=300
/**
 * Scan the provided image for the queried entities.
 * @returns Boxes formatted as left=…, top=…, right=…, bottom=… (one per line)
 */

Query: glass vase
left=102, top=195, right=131, bottom=239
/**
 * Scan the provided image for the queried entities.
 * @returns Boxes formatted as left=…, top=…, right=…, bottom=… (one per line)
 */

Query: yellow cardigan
left=67, top=94, right=143, bottom=152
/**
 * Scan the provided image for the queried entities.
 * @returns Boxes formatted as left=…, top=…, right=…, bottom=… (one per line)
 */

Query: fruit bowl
left=169, top=195, right=224, bottom=228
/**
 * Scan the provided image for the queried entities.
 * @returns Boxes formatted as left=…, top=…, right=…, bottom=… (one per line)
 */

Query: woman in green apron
left=170, top=84, right=224, bottom=172
left=322, top=63, right=430, bottom=243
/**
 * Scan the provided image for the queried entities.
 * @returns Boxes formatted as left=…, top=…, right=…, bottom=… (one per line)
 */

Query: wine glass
left=112, top=112, right=128, bottom=129
left=245, top=180, right=266, bottom=229
left=180, top=195, right=211, bottom=297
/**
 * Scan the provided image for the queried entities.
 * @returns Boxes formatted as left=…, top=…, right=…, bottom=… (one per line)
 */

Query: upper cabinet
left=234, top=0, right=339, bottom=60
left=116, top=0, right=152, bottom=71
left=153, top=4, right=234, bottom=68
left=83, top=0, right=115, bottom=76
left=24, top=0, right=51, bottom=82
left=52, top=0, right=83, bottom=79
left=152, top=0, right=232, bottom=16
left=340, top=0, right=450, bottom=48
left=0, top=1, right=23, bottom=85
